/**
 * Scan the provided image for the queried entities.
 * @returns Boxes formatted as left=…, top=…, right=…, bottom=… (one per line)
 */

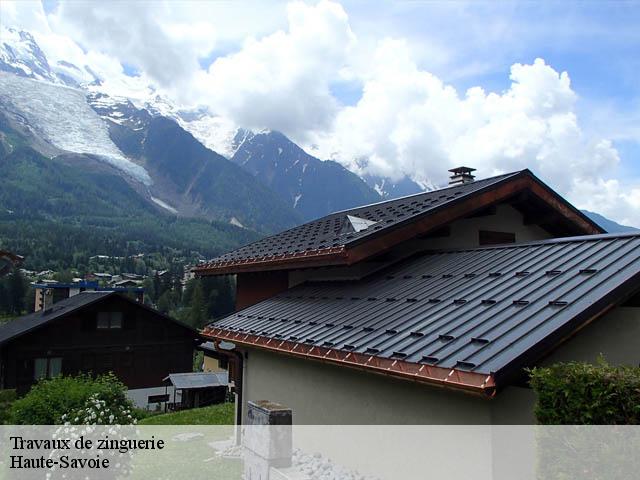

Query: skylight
left=341, top=215, right=378, bottom=234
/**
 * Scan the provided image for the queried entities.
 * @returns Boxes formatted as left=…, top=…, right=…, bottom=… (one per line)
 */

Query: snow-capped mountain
left=0, top=27, right=300, bottom=233
left=230, top=130, right=381, bottom=221
left=0, top=27, right=97, bottom=86
left=361, top=173, right=425, bottom=199
left=0, top=26, right=429, bottom=215
left=0, top=73, right=152, bottom=184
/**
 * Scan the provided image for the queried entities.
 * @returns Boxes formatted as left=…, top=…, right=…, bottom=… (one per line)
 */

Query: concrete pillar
left=243, top=400, right=293, bottom=480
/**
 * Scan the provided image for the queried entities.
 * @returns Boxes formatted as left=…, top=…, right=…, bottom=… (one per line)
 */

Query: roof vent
left=448, top=166, right=476, bottom=185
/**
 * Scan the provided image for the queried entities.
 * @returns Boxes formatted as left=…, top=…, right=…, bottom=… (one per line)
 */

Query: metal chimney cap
left=448, top=166, right=476, bottom=174
left=448, top=166, right=476, bottom=185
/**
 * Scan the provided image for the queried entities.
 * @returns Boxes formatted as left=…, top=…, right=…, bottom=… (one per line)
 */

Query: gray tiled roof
left=211, top=233, right=640, bottom=381
left=206, top=171, right=522, bottom=265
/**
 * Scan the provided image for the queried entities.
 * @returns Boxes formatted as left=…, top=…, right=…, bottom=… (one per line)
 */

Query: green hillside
left=0, top=140, right=258, bottom=271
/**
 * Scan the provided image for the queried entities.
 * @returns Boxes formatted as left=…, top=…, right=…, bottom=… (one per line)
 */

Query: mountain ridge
left=230, top=130, right=381, bottom=221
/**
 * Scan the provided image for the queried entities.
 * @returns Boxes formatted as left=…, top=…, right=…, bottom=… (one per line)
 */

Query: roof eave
left=193, top=247, right=348, bottom=276
left=202, top=327, right=497, bottom=397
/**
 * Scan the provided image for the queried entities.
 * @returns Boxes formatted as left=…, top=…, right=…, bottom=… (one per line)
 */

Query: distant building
left=0, top=292, right=200, bottom=408
left=197, top=341, right=230, bottom=373
left=33, top=281, right=144, bottom=312
left=163, top=372, right=228, bottom=409
left=111, top=279, right=140, bottom=288
left=121, top=273, right=144, bottom=281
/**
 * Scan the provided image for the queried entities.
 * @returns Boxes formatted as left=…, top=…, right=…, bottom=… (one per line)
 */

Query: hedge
left=529, top=358, right=640, bottom=424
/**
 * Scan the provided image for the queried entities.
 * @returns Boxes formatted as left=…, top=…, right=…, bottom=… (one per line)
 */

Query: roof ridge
left=327, top=170, right=525, bottom=216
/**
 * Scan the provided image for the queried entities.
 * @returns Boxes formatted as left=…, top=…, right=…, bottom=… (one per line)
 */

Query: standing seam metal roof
left=205, top=233, right=640, bottom=386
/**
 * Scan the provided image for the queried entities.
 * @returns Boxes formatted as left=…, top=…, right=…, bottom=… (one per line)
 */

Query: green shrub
left=529, top=358, right=640, bottom=424
left=9, top=373, right=136, bottom=425
left=0, top=389, right=16, bottom=424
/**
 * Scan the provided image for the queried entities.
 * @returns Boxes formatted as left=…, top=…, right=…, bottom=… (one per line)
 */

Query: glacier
left=0, top=73, right=152, bottom=185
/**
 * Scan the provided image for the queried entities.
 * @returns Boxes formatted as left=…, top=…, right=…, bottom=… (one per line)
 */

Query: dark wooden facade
left=236, top=271, right=289, bottom=310
left=0, top=294, right=199, bottom=394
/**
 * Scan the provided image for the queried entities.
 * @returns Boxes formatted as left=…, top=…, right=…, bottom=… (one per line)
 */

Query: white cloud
left=0, top=1, right=49, bottom=33
left=47, top=1, right=216, bottom=95
left=305, top=45, right=633, bottom=223
left=193, top=0, right=355, bottom=137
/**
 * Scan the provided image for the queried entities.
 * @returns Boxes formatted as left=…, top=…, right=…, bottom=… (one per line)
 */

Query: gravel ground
left=291, top=448, right=380, bottom=480
left=215, top=442, right=380, bottom=480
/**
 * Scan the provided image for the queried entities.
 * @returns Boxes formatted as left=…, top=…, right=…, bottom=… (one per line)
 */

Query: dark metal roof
left=0, top=291, right=112, bottom=344
left=204, top=232, right=640, bottom=391
left=194, top=169, right=603, bottom=274
left=163, top=372, right=228, bottom=389
left=198, top=172, right=520, bottom=265
left=0, top=291, right=197, bottom=345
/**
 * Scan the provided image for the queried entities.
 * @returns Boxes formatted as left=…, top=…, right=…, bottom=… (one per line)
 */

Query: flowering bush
left=10, top=373, right=137, bottom=425
left=62, top=393, right=137, bottom=425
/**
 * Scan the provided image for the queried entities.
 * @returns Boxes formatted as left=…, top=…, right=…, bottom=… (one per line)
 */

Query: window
left=97, top=311, right=123, bottom=329
left=34, top=357, right=62, bottom=380
left=479, top=230, right=516, bottom=246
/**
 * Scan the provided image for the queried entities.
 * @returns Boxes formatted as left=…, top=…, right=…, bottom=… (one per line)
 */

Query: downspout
left=213, top=340, right=244, bottom=427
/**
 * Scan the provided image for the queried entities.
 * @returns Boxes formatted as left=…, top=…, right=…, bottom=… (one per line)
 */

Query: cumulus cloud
left=303, top=43, right=632, bottom=223
left=308, top=49, right=618, bottom=187
left=47, top=1, right=216, bottom=94
left=0, top=1, right=49, bottom=33
left=193, top=0, right=355, bottom=137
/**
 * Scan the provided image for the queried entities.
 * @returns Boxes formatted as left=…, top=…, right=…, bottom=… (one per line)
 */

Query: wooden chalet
left=0, top=292, right=200, bottom=396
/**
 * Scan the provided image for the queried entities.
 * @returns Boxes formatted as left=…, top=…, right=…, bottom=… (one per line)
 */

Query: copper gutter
left=202, top=327, right=497, bottom=397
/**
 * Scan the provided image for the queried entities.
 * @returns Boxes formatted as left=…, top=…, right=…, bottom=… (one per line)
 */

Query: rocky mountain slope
left=231, top=130, right=381, bottom=221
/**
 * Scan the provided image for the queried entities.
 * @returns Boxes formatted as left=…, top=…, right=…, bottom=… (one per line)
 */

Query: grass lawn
left=139, top=402, right=235, bottom=425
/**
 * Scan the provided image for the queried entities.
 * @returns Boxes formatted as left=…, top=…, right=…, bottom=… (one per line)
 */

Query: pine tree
left=156, top=291, right=173, bottom=314
left=188, top=280, right=207, bottom=329
left=7, top=269, right=26, bottom=315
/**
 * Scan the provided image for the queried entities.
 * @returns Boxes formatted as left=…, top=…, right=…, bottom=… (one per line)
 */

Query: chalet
left=0, top=291, right=200, bottom=408
left=195, top=168, right=640, bottom=424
